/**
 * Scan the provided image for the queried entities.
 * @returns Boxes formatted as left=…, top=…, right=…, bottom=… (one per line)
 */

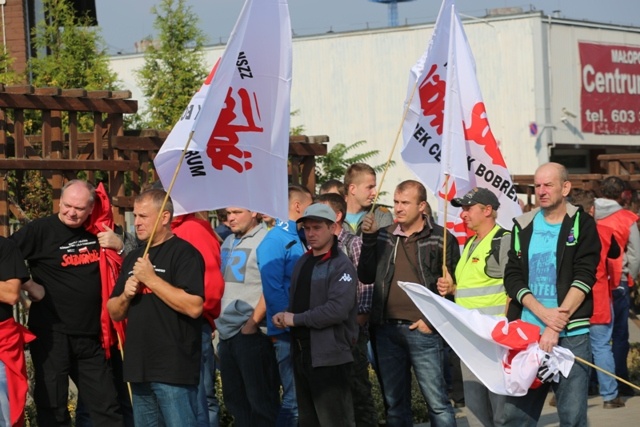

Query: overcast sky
left=96, top=0, right=640, bottom=55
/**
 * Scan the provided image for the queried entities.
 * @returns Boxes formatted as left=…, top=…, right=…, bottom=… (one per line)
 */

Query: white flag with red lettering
left=400, top=0, right=521, bottom=244
left=398, top=281, right=575, bottom=396
left=154, top=0, right=291, bottom=219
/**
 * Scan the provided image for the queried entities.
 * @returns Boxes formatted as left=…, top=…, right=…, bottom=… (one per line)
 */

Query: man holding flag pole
left=108, top=189, right=205, bottom=425
left=437, top=187, right=510, bottom=426
left=150, top=0, right=293, bottom=425
left=359, top=179, right=458, bottom=427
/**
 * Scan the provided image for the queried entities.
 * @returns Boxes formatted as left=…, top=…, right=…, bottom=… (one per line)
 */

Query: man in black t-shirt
left=108, top=189, right=204, bottom=426
left=11, top=180, right=124, bottom=426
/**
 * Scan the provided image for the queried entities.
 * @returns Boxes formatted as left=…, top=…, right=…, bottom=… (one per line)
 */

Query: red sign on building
left=579, top=41, right=640, bottom=135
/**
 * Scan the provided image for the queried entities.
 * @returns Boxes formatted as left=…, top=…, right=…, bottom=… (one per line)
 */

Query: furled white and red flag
left=400, top=0, right=521, bottom=244
left=154, top=0, right=291, bottom=220
left=399, top=282, right=575, bottom=396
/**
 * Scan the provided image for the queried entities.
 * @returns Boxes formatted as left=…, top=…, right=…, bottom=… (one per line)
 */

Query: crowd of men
left=0, top=161, right=637, bottom=426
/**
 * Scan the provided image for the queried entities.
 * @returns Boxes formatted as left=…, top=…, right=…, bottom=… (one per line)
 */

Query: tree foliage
left=290, top=109, right=305, bottom=136
left=315, top=140, right=395, bottom=186
left=136, top=0, right=208, bottom=130
left=0, top=48, right=22, bottom=85
left=29, top=0, right=118, bottom=91
left=7, top=171, right=53, bottom=223
left=13, top=0, right=119, bottom=220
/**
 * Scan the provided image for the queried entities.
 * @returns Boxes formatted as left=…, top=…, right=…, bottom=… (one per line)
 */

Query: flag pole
left=441, top=174, right=450, bottom=274
left=574, top=355, right=640, bottom=392
left=143, top=130, right=195, bottom=257
left=370, top=80, right=419, bottom=213
left=118, top=127, right=195, bottom=399
left=116, top=332, right=133, bottom=403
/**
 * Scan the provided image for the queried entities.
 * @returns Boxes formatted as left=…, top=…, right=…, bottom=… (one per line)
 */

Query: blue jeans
left=218, top=331, right=280, bottom=427
left=272, top=333, right=298, bottom=427
left=131, top=382, right=198, bottom=426
left=612, top=283, right=631, bottom=385
left=197, top=323, right=220, bottom=427
left=589, top=306, right=618, bottom=401
left=373, top=323, right=455, bottom=427
left=502, top=333, right=591, bottom=427
left=0, top=361, right=9, bottom=427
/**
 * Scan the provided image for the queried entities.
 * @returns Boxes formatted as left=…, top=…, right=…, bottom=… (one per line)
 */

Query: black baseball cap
left=451, top=188, right=500, bottom=210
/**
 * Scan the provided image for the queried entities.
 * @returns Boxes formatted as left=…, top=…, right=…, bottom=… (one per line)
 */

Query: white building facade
left=109, top=11, right=640, bottom=206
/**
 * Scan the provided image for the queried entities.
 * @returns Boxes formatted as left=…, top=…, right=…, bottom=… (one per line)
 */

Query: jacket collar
left=305, top=236, right=340, bottom=261
left=234, top=222, right=266, bottom=241
left=392, top=215, right=432, bottom=238
left=274, top=219, right=299, bottom=236
left=514, top=202, right=579, bottom=229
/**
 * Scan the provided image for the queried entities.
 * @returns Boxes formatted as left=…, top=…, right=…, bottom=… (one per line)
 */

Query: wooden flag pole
left=441, top=174, right=450, bottom=274
left=116, top=332, right=133, bottom=403
left=369, top=80, right=419, bottom=214
left=142, top=131, right=195, bottom=257
left=574, top=356, right=640, bottom=392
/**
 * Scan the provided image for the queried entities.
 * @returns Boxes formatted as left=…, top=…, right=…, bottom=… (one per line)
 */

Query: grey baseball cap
left=296, top=203, right=337, bottom=223
left=451, top=188, right=500, bottom=210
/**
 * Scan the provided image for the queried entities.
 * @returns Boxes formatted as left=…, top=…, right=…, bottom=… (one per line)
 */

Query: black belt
left=385, top=319, right=413, bottom=325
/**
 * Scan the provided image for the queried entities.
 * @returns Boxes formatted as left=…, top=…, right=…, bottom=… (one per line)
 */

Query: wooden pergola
left=512, top=153, right=640, bottom=207
left=0, top=85, right=327, bottom=236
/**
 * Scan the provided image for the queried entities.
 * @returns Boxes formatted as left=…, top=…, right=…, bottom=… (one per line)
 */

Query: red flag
left=0, top=318, right=35, bottom=426
left=84, top=183, right=126, bottom=358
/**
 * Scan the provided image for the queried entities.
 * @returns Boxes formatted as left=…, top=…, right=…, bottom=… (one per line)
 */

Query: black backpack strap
left=489, top=227, right=510, bottom=264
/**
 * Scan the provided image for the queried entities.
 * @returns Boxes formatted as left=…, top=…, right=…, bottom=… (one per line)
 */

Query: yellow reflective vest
left=454, top=225, right=508, bottom=316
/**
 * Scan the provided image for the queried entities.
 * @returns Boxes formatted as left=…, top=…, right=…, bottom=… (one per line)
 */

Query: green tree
left=15, top=0, right=119, bottom=220
left=290, top=109, right=305, bottom=136
left=136, top=0, right=208, bottom=130
left=29, top=0, right=118, bottom=91
left=0, top=48, right=22, bottom=85
left=315, top=140, right=395, bottom=186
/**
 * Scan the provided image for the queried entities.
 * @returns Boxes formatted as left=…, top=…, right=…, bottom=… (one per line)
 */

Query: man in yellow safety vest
left=437, top=187, right=510, bottom=427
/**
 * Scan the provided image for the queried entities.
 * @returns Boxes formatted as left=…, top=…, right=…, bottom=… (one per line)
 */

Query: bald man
left=502, top=163, right=600, bottom=426
left=12, top=180, right=123, bottom=426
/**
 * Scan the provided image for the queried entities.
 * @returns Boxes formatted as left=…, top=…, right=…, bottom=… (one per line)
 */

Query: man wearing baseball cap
left=272, top=203, right=358, bottom=426
left=438, top=187, right=511, bottom=426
